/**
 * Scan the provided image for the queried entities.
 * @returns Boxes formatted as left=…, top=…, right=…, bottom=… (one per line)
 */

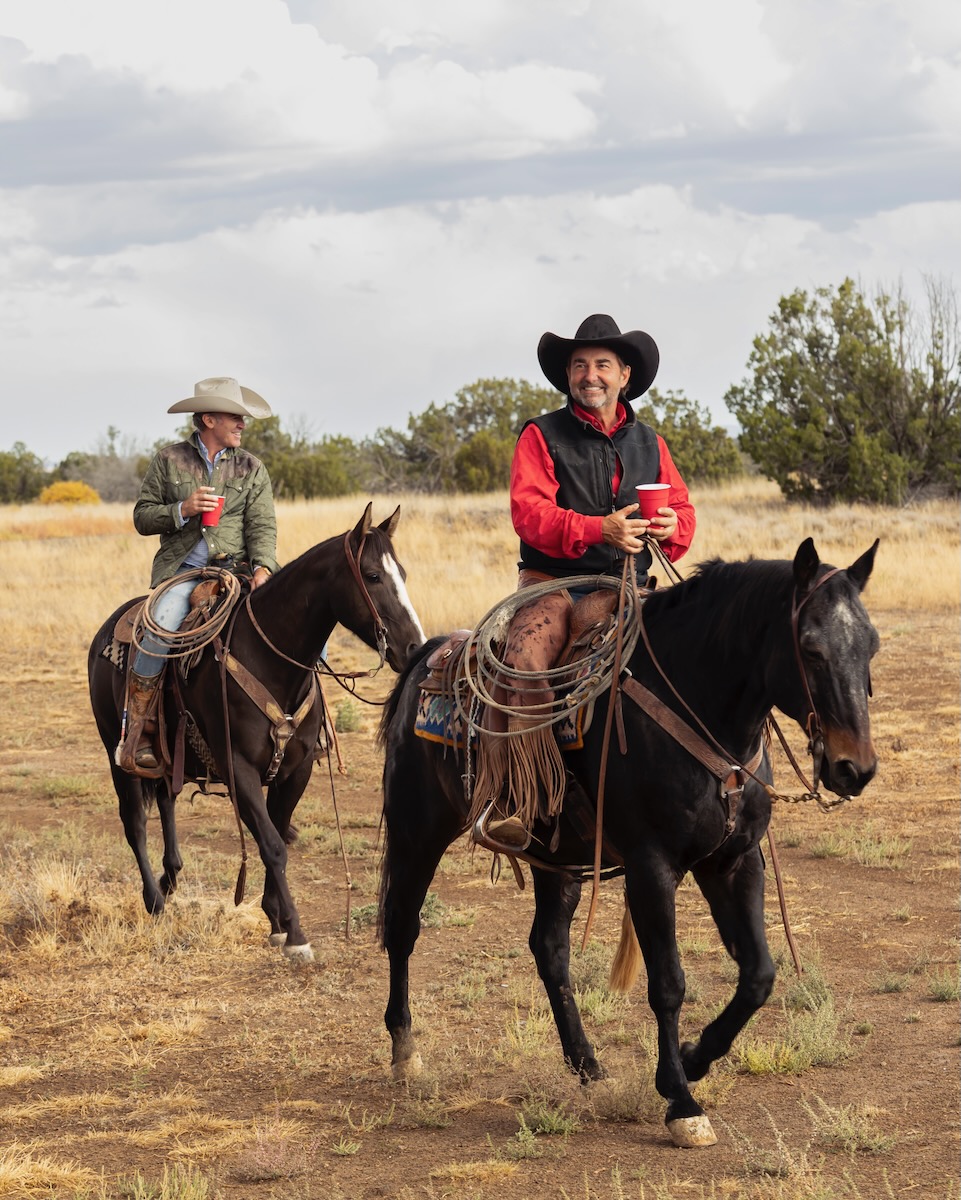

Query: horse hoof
left=667, top=1114, right=717, bottom=1148
left=269, top=932, right=288, bottom=947
left=282, top=941, right=314, bottom=962
left=391, top=1052, right=423, bottom=1082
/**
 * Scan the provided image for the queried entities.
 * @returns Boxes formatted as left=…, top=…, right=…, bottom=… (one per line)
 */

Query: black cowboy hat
left=537, top=314, right=659, bottom=401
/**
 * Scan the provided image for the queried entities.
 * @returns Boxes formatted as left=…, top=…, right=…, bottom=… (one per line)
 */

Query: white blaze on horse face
left=382, top=553, right=427, bottom=644
left=828, top=595, right=870, bottom=666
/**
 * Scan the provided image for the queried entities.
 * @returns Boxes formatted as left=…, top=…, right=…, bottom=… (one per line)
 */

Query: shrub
left=38, top=480, right=101, bottom=506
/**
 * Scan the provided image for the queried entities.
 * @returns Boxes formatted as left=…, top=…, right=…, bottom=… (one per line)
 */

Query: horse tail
left=608, top=893, right=642, bottom=993
left=140, top=776, right=164, bottom=812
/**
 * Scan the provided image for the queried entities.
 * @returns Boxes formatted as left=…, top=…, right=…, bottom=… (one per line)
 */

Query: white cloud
left=0, top=0, right=957, bottom=464
left=3, top=183, right=957, bottom=461
left=1, top=2, right=600, bottom=165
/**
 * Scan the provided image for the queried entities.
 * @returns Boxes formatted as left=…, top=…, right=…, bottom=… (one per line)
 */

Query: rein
left=614, top=562, right=851, bottom=976
left=241, top=529, right=390, bottom=700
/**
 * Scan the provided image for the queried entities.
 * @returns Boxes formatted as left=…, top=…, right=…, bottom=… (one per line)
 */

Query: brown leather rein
left=242, top=529, right=390, bottom=685
left=628, top=564, right=845, bottom=811
left=580, top=556, right=847, bottom=971
left=176, top=528, right=393, bottom=908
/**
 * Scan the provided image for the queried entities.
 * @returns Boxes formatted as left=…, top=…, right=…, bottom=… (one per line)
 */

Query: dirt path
left=0, top=609, right=957, bottom=1199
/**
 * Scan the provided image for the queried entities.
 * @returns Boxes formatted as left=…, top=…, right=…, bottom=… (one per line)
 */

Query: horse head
left=344, top=503, right=426, bottom=672
left=789, top=537, right=880, bottom=796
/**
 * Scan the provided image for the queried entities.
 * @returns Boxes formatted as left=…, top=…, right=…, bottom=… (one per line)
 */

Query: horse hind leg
left=682, top=848, right=776, bottom=1084
left=379, top=774, right=462, bottom=1083
left=151, top=779, right=183, bottom=897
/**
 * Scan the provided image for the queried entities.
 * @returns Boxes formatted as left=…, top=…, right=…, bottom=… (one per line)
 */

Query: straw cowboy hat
left=167, top=377, right=272, bottom=419
left=537, top=314, right=659, bottom=401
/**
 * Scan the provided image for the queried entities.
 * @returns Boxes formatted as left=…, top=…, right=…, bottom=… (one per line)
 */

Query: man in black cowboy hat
left=476, top=315, right=695, bottom=851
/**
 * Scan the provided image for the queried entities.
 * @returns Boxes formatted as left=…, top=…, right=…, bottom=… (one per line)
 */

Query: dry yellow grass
left=0, top=481, right=957, bottom=669
left=0, top=480, right=955, bottom=1199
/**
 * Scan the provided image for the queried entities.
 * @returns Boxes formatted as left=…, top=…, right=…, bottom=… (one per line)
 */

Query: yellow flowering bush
left=37, top=480, right=101, bottom=505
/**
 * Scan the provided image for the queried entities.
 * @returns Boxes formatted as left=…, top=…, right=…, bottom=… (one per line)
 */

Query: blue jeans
left=132, top=577, right=198, bottom=677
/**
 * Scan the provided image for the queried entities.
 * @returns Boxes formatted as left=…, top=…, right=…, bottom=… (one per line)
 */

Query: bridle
left=786, top=566, right=842, bottom=792
left=340, top=529, right=389, bottom=672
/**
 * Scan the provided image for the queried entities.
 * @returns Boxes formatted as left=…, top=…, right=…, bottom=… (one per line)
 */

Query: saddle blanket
left=414, top=690, right=584, bottom=752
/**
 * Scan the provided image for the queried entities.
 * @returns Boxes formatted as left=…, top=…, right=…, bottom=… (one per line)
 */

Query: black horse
left=377, top=538, right=879, bottom=1146
left=89, top=504, right=425, bottom=959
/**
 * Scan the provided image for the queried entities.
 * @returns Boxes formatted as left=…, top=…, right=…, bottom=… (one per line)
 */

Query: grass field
left=0, top=482, right=957, bottom=1199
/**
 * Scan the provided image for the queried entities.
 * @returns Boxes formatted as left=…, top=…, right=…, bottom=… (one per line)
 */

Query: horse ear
left=847, top=538, right=879, bottom=592
left=379, top=505, right=401, bottom=539
left=350, top=502, right=374, bottom=547
left=793, top=537, right=820, bottom=594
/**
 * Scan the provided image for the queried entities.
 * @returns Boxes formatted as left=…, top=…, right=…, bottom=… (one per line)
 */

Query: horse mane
left=267, top=521, right=397, bottom=585
left=642, top=556, right=798, bottom=658
left=377, top=636, right=444, bottom=748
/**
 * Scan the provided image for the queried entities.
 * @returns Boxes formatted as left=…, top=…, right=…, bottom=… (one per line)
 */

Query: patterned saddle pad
left=414, top=690, right=585, bottom=752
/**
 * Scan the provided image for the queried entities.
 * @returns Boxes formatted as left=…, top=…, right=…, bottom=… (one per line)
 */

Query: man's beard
left=572, top=385, right=616, bottom=410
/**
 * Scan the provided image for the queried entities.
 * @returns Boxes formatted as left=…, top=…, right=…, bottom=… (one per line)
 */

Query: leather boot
left=118, top=672, right=162, bottom=772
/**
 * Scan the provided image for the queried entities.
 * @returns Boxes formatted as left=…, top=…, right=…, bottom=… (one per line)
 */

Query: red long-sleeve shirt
left=510, top=402, right=695, bottom=564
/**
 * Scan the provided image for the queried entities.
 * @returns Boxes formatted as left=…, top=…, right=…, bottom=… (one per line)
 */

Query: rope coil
left=132, top=567, right=242, bottom=661
left=452, top=573, right=645, bottom=739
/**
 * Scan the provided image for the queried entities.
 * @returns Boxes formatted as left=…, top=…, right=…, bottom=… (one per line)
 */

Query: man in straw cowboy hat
left=477, top=315, right=695, bottom=851
left=117, top=377, right=280, bottom=773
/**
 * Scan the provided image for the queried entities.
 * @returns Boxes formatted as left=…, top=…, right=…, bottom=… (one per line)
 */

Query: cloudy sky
left=2, top=0, right=959, bottom=465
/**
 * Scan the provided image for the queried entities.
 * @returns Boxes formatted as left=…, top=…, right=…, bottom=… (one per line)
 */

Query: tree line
left=3, top=278, right=958, bottom=507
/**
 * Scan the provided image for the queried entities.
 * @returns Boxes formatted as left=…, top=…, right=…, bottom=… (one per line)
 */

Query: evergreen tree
left=725, top=278, right=961, bottom=504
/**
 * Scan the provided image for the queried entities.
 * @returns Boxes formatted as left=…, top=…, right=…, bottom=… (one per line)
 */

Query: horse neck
left=638, top=563, right=793, bottom=753
left=244, top=541, right=339, bottom=668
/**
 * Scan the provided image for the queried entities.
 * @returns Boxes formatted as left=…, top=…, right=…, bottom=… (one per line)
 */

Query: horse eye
left=365, top=571, right=381, bottom=584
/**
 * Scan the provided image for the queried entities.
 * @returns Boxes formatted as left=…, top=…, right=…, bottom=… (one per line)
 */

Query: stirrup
left=473, top=800, right=532, bottom=855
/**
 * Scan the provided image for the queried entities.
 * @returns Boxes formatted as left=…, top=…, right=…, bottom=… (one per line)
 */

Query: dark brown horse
left=377, top=539, right=879, bottom=1145
left=89, top=504, right=425, bottom=959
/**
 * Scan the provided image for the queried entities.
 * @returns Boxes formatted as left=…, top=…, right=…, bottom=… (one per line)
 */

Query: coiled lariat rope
left=452, top=572, right=645, bottom=740
left=131, top=567, right=242, bottom=661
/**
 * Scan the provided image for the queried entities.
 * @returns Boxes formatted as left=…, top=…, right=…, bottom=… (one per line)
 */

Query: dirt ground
left=0, top=607, right=958, bottom=1199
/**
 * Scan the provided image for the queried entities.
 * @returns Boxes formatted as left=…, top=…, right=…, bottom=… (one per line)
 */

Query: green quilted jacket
left=133, top=439, right=280, bottom=587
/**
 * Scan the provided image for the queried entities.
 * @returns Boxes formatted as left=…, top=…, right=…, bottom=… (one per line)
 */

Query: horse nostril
left=834, top=757, right=877, bottom=795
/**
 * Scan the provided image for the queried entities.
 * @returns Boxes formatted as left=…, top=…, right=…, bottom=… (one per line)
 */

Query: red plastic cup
left=635, top=483, right=669, bottom=520
left=201, top=495, right=226, bottom=527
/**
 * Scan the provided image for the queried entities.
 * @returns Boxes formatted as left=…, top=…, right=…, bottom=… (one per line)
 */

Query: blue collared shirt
left=178, top=434, right=227, bottom=570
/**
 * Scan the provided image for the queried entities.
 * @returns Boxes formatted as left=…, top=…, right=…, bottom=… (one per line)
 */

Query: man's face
left=567, top=346, right=630, bottom=412
left=202, top=412, right=246, bottom=453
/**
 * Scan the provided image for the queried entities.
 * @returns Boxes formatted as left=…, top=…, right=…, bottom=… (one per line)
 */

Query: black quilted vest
left=518, top=399, right=660, bottom=581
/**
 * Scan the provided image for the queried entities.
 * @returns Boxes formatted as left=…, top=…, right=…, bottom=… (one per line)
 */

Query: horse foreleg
left=263, top=761, right=313, bottom=948
left=624, top=855, right=717, bottom=1148
left=529, top=869, right=604, bottom=1082
left=154, top=780, right=183, bottom=897
left=683, top=846, right=775, bottom=1082
left=113, top=768, right=166, bottom=915
left=379, top=780, right=461, bottom=1082
left=234, top=764, right=312, bottom=959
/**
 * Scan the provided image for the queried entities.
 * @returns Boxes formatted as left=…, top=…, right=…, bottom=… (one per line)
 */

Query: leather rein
left=625, top=564, right=845, bottom=814
left=580, top=557, right=846, bottom=970
left=243, top=529, right=390, bottom=684
left=172, top=528, right=393, bottom=906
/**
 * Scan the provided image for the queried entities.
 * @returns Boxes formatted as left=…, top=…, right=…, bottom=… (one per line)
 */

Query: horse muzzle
left=818, top=727, right=877, bottom=797
left=388, top=638, right=425, bottom=673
